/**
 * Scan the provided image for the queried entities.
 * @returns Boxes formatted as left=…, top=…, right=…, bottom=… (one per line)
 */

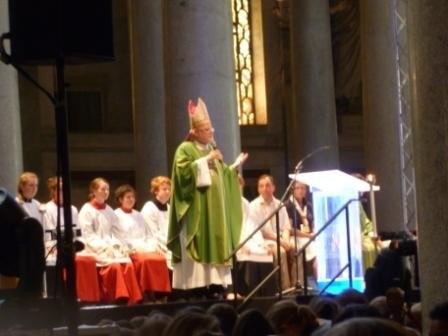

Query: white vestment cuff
left=195, top=157, right=212, bottom=188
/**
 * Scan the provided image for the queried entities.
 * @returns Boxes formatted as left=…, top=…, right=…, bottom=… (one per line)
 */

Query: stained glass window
left=232, top=0, right=256, bottom=125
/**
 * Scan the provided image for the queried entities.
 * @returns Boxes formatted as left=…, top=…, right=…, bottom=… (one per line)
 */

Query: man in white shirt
left=234, top=176, right=276, bottom=297
left=249, top=174, right=292, bottom=290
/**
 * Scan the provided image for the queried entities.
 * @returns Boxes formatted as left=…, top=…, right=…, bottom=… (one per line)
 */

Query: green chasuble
left=360, top=205, right=378, bottom=273
left=167, top=141, right=243, bottom=265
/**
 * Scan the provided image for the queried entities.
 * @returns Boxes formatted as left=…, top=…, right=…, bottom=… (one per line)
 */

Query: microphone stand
left=278, top=161, right=306, bottom=296
left=228, top=146, right=329, bottom=261
left=286, top=195, right=309, bottom=296
left=227, top=146, right=330, bottom=306
left=227, top=162, right=302, bottom=300
left=1, top=21, right=78, bottom=334
left=226, top=199, right=288, bottom=298
left=278, top=146, right=330, bottom=295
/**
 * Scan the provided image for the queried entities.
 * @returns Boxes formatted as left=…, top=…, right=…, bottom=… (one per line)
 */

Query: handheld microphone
left=210, top=138, right=218, bottom=150
left=209, top=139, right=223, bottom=163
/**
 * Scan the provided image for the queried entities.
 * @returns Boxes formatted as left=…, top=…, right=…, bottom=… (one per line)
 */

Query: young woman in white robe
left=114, top=184, right=171, bottom=296
left=78, top=178, right=142, bottom=304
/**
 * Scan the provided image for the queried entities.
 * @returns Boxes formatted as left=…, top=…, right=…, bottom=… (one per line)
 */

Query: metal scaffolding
left=393, top=0, right=418, bottom=231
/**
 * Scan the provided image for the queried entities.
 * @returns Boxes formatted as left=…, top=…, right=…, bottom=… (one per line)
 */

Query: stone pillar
left=360, top=1, right=405, bottom=232
left=288, top=0, right=339, bottom=172
left=165, top=0, right=241, bottom=165
left=0, top=1, right=23, bottom=194
left=408, top=1, right=448, bottom=330
left=130, top=0, right=168, bottom=202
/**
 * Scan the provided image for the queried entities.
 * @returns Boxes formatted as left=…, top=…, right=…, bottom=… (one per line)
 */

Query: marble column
left=165, top=0, right=241, bottom=165
left=408, top=1, right=448, bottom=331
left=0, top=1, right=23, bottom=194
left=288, top=0, right=339, bottom=172
left=360, top=1, right=405, bottom=232
left=130, top=0, right=168, bottom=202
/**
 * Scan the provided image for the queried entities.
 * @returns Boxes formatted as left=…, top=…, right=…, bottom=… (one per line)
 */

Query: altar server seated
left=79, top=178, right=142, bottom=304
left=141, top=176, right=172, bottom=268
left=43, top=176, right=100, bottom=302
left=114, top=184, right=171, bottom=298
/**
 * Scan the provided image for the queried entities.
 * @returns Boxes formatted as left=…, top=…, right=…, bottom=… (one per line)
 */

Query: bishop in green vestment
left=167, top=97, right=248, bottom=289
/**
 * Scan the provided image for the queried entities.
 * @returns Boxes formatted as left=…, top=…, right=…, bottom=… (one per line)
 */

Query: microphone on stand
left=294, top=145, right=332, bottom=172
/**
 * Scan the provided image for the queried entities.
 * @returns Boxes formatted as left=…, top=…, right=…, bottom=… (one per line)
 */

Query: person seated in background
left=324, top=317, right=411, bottom=336
left=78, top=177, right=142, bottom=304
left=429, top=301, right=448, bottom=336
left=141, top=176, right=172, bottom=268
left=114, top=184, right=171, bottom=300
left=16, top=171, right=44, bottom=223
left=308, top=296, right=341, bottom=336
left=266, top=299, right=320, bottom=336
left=386, top=287, right=407, bottom=325
left=232, top=309, right=275, bottom=336
left=42, top=176, right=80, bottom=263
left=249, top=174, right=291, bottom=291
left=0, top=188, right=45, bottom=297
left=332, top=303, right=381, bottom=325
left=162, top=311, right=222, bottom=336
left=138, top=312, right=172, bottom=336
left=337, top=288, right=368, bottom=307
left=360, top=203, right=379, bottom=275
left=352, top=173, right=380, bottom=274
left=234, top=175, right=276, bottom=297
left=364, top=238, right=413, bottom=301
left=206, top=303, right=238, bottom=336
left=42, top=176, right=100, bottom=302
left=407, top=303, right=422, bottom=334
left=285, top=181, right=317, bottom=289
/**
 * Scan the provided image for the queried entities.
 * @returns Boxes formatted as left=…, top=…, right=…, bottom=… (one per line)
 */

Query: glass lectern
left=289, top=170, right=380, bottom=294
